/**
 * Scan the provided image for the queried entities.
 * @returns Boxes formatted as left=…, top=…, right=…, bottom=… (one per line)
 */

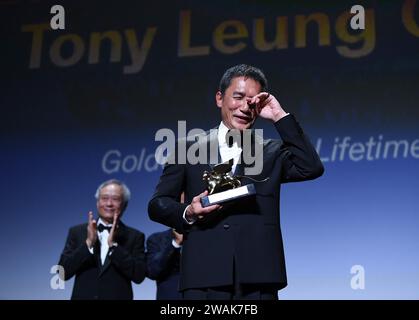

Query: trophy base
left=200, top=184, right=256, bottom=207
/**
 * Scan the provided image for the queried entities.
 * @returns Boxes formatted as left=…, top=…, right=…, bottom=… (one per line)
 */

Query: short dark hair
left=218, top=64, right=268, bottom=95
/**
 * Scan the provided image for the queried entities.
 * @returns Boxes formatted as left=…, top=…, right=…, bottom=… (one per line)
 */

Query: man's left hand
left=248, top=92, right=288, bottom=122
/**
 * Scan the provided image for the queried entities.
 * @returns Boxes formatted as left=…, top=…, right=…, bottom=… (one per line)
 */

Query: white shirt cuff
left=183, top=205, right=197, bottom=225
left=172, top=239, right=182, bottom=249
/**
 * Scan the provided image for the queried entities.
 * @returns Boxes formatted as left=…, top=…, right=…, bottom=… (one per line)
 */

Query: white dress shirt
left=97, top=218, right=112, bottom=265
left=87, top=218, right=112, bottom=265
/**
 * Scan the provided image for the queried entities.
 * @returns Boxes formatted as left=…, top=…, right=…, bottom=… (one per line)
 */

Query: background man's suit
left=59, top=221, right=146, bottom=299
left=146, top=229, right=182, bottom=300
left=148, top=115, right=324, bottom=292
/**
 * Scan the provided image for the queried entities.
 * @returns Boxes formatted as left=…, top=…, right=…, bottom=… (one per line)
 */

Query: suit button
left=94, top=295, right=98, bottom=299
left=223, top=224, right=230, bottom=230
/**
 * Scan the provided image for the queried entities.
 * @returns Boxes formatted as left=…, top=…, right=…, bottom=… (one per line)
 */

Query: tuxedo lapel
left=93, top=239, right=101, bottom=270
left=234, top=153, right=245, bottom=177
left=99, top=254, right=111, bottom=276
left=98, top=222, right=127, bottom=277
left=236, top=130, right=264, bottom=180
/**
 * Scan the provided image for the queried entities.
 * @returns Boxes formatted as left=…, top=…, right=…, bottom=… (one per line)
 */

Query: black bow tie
left=226, top=129, right=243, bottom=147
left=97, top=224, right=112, bottom=233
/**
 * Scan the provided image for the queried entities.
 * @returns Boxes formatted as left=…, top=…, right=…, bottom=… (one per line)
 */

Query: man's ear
left=215, top=91, right=223, bottom=108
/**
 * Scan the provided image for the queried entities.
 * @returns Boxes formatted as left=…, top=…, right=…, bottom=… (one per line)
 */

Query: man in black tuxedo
left=59, top=179, right=146, bottom=300
left=146, top=228, right=183, bottom=300
left=148, top=64, right=324, bottom=299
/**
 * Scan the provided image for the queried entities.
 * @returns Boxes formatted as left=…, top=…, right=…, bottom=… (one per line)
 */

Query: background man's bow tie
left=97, top=224, right=112, bottom=233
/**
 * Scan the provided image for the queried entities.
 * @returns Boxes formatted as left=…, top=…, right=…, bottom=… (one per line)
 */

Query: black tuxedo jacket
left=148, top=115, right=324, bottom=291
left=58, top=221, right=146, bottom=300
left=146, top=229, right=182, bottom=300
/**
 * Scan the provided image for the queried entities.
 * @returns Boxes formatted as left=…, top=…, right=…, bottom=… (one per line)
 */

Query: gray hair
left=94, top=179, right=131, bottom=212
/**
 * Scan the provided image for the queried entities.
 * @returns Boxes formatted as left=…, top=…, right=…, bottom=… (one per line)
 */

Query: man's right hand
left=86, top=211, right=97, bottom=249
left=185, top=190, right=221, bottom=222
